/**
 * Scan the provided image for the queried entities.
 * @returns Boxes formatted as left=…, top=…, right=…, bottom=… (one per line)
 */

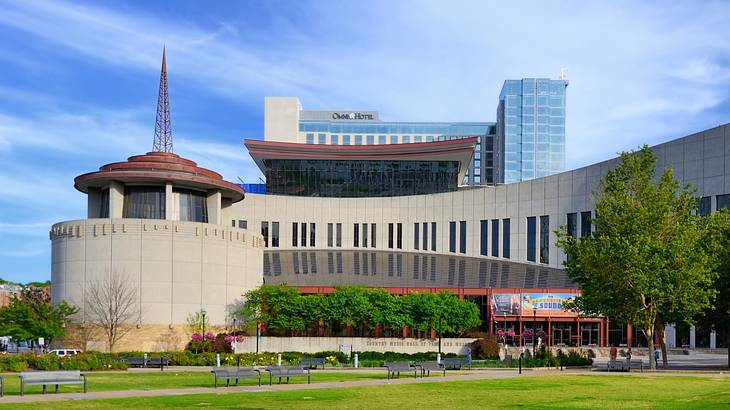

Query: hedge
left=0, top=352, right=127, bottom=372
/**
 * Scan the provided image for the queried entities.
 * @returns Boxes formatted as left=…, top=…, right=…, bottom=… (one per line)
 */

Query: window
left=261, top=222, right=269, bottom=247
left=540, top=215, right=549, bottom=264
left=390, top=135, right=398, bottom=144
left=422, top=222, right=428, bottom=250
left=292, top=222, right=298, bottom=247
left=343, top=135, right=351, bottom=145
left=354, top=223, right=360, bottom=247
left=362, top=223, right=368, bottom=248
left=99, top=188, right=109, bottom=218
left=431, top=222, right=437, bottom=251
left=480, top=220, right=488, bottom=256
left=271, top=222, right=280, bottom=247
left=502, top=219, right=510, bottom=259
left=327, top=223, right=333, bottom=247
left=354, top=135, right=362, bottom=145
left=378, top=135, right=386, bottom=144
left=331, top=134, right=339, bottom=145
left=397, top=223, right=403, bottom=249
left=403, top=136, right=410, bottom=143
left=371, top=224, right=376, bottom=248
left=318, top=133, right=326, bottom=144
left=449, top=222, right=457, bottom=253
left=310, top=223, right=315, bottom=247
left=414, top=136, right=422, bottom=143
left=123, top=186, right=165, bottom=219
left=306, top=133, right=314, bottom=144
left=301, top=223, right=307, bottom=247
left=414, top=223, right=420, bottom=250
left=459, top=221, right=466, bottom=253
left=580, top=211, right=592, bottom=237
left=491, top=219, right=499, bottom=257
left=238, top=220, right=247, bottom=229
left=527, top=217, right=537, bottom=262
left=336, top=223, right=342, bottom=247
left=716, top=194, right=730, bottom=211
left=367, top=135, right=374, bottom=145
left=388, top=223, right=394, bottom=248
left=699, top=196, right=711, bottom=216
left=567, top=213, right=577, bottom=237
left=231, top=220, right=235, bottom=227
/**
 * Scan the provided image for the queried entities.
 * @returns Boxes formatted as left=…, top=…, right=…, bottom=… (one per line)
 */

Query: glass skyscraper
left=497, top=78, right=567, bottom=183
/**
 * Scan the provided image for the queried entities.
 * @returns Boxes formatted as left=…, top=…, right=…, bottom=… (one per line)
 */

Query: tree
left=0, top=286, right=77, bottom=348
left=701, top=209, right=730, bottom=368
left=557, top=146, right=717, bottom=370
left=324, top=287, right=372, bottom=336
left=85, top=273, right=140, bottom=352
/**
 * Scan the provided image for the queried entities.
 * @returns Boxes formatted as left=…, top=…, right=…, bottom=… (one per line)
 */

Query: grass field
left=0, top=370, right=388, bottom=396
left=1, top=374, right=729, bottom=409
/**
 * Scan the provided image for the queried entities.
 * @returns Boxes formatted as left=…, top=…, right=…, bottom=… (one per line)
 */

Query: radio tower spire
left=153, top=47, right=173, bottom=152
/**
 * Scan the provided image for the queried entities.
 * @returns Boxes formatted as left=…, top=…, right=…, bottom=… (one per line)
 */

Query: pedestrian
left=609, top=344, right=617, bottom=362
left=626, top=347, right=632, bottom=370
left=654, top=349, right=660, bottom=368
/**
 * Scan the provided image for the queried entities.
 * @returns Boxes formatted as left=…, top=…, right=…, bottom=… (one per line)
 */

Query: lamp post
left=532, top=306, right=538, bottom=357
left=201, top=308, right=207, bottom=339
left=232, top=317, right=237, bottom=336
left=438, top=316, right=442, bottom=356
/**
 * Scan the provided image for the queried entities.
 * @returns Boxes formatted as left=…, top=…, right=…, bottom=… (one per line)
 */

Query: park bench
left=442, top=356, right=471, bottom=370
left=299, top=357, right=326, bottom=369
left=625, top=359, right=644, bottom=372
left=123, top=356, right=171, bottom=369
left=211, top=366, right=261, bottom=388
left=383, top=361, right=417, bottom=379
left=0, top=374, right=3, bottom=397
left=19, top=371, right=87, bottom=396
left=415, top=361, right=445, bottom=377
left=607, top=359, right=644, bottom=372
left=264, top=365, right=311, bottom=385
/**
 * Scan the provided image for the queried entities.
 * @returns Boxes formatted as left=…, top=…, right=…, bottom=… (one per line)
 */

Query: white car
left=48, top=349, right=81, bottom=357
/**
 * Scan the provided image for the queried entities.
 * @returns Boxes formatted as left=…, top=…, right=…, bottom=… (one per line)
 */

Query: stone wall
left=60, top=323, right=228, bottom=352
left=233, top=337, right=476, bottom=355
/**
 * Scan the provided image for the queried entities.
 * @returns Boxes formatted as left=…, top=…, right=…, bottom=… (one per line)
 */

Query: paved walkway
left=1, top=368, right=727, bottom=405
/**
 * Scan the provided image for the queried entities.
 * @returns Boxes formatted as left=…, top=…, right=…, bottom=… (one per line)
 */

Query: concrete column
left=665, top=324, right=676, bottom=348
left=165, top=183, right=174, bottom=220
left=690, top=326, right=696, bottom=349
left=207, top=190, right=222, bottom=225
left=87, top=188, right=101, bottom=218
left=109, top=181, right=124, bottom=218
left=710, top=330, right=717, bottom=349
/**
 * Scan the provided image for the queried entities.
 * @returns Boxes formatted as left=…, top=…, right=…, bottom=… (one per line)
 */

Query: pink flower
left=506, top=329, right=515, bottom=337
left=224, top=335, right=234, bottom=344
left=191, top=332, right=203, bottom=341
left=235, top=335, right=245, bottom=343
left=205, top=331, right=216, bottom=340
left=496, top=329, right=505, bottom=338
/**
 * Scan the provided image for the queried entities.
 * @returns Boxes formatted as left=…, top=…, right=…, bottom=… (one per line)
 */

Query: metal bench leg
left=307, top=372, right=311, bottom=384
left=55, top=384, right=59, bottom=393
left=84, top=376, right=88, bottom=394
left=20, top=380, right=23, bottom=397
left=258, top=375, right=261, bottom=387
left=42, top=385, right=46, bottom=394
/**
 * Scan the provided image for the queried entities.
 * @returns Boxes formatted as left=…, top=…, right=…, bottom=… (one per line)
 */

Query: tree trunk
left=645, top=327, right=655, bottom=370
left=656, top=322, right=668, bottom=369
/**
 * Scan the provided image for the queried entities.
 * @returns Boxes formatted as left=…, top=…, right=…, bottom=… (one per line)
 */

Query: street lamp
left=532, top=306, right=538, bottom=357
left=201, top=308, right=207, bottom=339
left=503, top=312, right=507, bottom=344
left=232, top=317, right=237, bottom=336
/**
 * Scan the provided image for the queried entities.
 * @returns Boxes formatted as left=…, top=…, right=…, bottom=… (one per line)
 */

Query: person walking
left=654, top=349, right=661, bottom=369
left=626, top=347, right=632, bottom=371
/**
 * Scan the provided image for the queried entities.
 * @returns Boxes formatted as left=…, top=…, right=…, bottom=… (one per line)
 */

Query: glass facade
left=264, top=159, right=460, bottom=197
left=498, top=78, right=567, bottom=183
left=527, top=216, right=536, bottom=262
left=176, top=188, right=208, bottom=223
left=123, top=186, right=165, bottom=219
left=540, top=215, right=549, bottom=264
left=502, top=218, right=510, bottom=259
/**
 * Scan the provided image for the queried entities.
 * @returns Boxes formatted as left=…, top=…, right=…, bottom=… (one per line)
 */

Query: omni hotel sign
left=332, top=112, right=375, bottom=120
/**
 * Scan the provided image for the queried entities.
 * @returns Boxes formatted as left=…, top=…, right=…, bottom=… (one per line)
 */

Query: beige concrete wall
left=264, top=97, right=301, bottom=143
left=233, top=337, right=476, bottom=355
left=50, top=219, right=264, bottom=327
left=61, top=323, right=229, bottom=352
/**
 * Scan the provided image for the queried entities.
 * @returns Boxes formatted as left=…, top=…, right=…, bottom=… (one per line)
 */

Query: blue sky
left=0, top=0, right=729, bottom=283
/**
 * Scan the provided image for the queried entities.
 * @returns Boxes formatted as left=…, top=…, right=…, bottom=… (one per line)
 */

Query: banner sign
left=521, top=293, right=578, bottom=317
left=490, top=293, right=521, bottom=316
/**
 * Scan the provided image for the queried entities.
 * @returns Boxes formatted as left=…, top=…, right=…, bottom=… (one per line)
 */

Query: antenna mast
left=153, top=47, right=173, bottom=152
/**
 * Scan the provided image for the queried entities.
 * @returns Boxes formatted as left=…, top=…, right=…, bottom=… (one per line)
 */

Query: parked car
left=48, top=349, right=81, bottom=357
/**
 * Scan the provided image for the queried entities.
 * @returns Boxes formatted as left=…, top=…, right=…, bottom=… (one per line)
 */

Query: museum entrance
left=552, top=323, right=572, bottom=346
left=581, top=322, right=599, bottom=346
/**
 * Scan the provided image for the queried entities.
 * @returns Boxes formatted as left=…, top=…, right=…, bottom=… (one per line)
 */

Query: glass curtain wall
left=176, top=188, right=208, bottom=223
left=123, top=186, right=165, bottom=219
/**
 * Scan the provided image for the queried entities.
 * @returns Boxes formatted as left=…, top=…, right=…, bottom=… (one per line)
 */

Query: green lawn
left=1, top=375, right=729, bottom=409
left=0, top=370, right=387, bottom=396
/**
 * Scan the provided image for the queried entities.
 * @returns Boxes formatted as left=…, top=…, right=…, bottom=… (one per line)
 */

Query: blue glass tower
left=497, top=78, right=567, bottom=183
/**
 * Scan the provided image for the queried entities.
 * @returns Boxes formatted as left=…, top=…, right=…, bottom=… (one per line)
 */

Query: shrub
left=470, top=333, right=500, bottom=359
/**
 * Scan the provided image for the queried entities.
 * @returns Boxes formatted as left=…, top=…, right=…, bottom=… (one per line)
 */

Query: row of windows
left=448, top=221, right=467, bottom=253
left=353, top=223, right=377, bottom=248
left=299, top=121, right=494, bottom=135
left=700, top=195, right=730, bottom=216
left=260, top=221, right=280, bottom=248
left=231, top=219, right=248, bottom=229
left=388, top=223, right=403, bottom=249
left=413, top=222, right=438, bottom=252
left=304, top=133, right=485, bottom=145
left=292, top=222, right=316, bottom=247
left=526, top=216, right=550, bottom=264
left=479, top=219, right=511, bottom=259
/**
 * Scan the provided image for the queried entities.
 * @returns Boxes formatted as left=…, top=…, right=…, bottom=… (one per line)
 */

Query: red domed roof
left=74, top=152, right=245, bottom=202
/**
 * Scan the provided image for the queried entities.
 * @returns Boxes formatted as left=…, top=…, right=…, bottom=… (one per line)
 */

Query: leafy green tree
left=557, top=146, right=717, bottom=370
left=240, top=284, right=301, bottom=333
left=700, top=209, right=730, bottom=368
left=0, top=287, right=78, bottom=347
left=324, top=286, right=372, bottom=335
left=366, top=289, right=408, bottom=334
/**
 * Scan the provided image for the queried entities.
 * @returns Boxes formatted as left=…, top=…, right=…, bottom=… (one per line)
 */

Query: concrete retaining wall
left=233, top=337, right=476, bottom=355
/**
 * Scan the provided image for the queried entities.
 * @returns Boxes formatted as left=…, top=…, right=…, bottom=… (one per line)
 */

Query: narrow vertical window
left=261, top=222, right=269, bottom=248
left=292, top=222, right=298, bottom=247
left=422, top=222, right=428, bottom=251
left=567, top=213, right=577, bottom=238
left=310, top=223, right=316, bottom=247
left=502, top=218, right=510, bottom=259
left=336, top=223, right=342, bottom=247
left=327, top=223, right=333, bottom=247
left=527, top=217, right=536, bottom=262
left=362, top=223, right=368, bottom=248
left=480, top=220, right=488, bottom=256
left=301, top=223, right=307, bottom=247
left=540, top=215, right=549, bottom=264
left=459, top=221, right=466, bottom=254
left=354, top=223, right=360, bottom=248
left=699, top=196, right=711, bottom=216
left=491, top=219, right=499, bottom=257
left=388, top=223, right=394, bottom=249
left=397, top=223, right=403, bottom=249
left=449, top=222, right=456, bottom=253
left=580, top=211, right=591, bottom=237
left=371, top=224, right=376, bottom=248
left=271, top=222, right=279, bottom=247
left=414, top=223, right=420, bottom=250
left=431, top=222, right=437, bottom=251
